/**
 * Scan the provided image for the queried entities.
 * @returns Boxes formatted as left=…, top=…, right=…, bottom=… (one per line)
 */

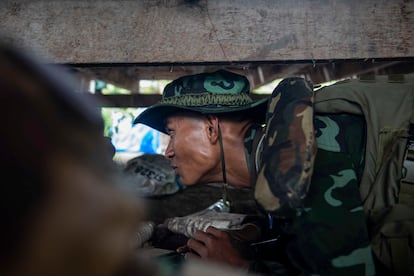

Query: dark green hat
left=133, top=70, right=269, bottom=133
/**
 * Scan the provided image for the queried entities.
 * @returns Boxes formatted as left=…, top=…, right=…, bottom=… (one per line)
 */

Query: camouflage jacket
left=246, top=78, right=375, bottom=275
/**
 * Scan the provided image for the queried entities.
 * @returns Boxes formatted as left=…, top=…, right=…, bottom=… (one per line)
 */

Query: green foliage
left=102, top=83, right=131, bottom=95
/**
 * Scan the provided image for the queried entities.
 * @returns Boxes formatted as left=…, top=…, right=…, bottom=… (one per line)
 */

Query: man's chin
left=179, top=177, right=197, bottom=187
left=181, top=181, right=196, bottom=187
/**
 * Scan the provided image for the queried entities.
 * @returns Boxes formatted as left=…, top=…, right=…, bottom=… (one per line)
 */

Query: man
left=134, top=70, right=375, bottom=275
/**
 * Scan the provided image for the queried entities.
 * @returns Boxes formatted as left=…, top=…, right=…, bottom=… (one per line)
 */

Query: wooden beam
left=88, top=94, right=162, bottom=108
left=1, top=0, right=413, bottom=64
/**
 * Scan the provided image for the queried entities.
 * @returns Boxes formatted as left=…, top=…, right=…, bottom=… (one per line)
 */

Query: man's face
left=164, top=113, right=221, bottom=186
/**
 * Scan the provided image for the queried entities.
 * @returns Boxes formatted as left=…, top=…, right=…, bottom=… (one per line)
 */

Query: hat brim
left=133, top=97, right=269, bottom=134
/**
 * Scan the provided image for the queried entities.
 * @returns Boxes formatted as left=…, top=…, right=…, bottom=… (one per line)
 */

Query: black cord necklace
left=217, top=122, right=230, bottom=207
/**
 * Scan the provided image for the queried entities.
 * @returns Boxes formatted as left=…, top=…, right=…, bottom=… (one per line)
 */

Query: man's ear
left=205, top=114, right=219, bottom=143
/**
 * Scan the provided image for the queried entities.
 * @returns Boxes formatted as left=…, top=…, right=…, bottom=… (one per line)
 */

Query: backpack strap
left=244, top=124, right=265, bottom=188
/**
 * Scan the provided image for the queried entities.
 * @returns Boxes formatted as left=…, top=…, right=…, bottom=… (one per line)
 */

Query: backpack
left=313, top=74, right=414, bottom=276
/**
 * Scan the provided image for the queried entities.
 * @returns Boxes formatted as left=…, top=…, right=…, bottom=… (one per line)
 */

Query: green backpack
left=314, top=74, right=414, bottom=276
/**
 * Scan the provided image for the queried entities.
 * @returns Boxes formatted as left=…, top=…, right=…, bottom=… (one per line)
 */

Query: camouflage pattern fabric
left=164, top=199, right=245, bottom=237
left=134, top=69, right=268, bottom=134
left=255, top=77, right=317, bottom=211
left=123, top=154, right=184, bottom=197
left=250, top=77, right=375, bottom=275
left=285, top=114, right=375, bottom=275
left=165, top=212, right=247, bottom=238
left=313, top=76, right=414, bottom=275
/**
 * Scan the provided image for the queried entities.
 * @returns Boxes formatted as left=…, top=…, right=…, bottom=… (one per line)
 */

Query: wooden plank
left=89, top=94, right=162, bottom=108
left=1, top=0, right=413, bottom=64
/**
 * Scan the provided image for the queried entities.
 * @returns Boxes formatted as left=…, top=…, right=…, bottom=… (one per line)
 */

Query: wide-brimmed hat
left=133, top=69, right=269, bottom=133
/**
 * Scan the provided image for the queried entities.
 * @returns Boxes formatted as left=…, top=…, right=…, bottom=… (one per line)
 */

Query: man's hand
left=177, top=226, right=251, bottom=270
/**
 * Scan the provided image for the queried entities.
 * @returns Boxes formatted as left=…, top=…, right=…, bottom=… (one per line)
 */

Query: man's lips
left=171, top=165, right=178, bottom=174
